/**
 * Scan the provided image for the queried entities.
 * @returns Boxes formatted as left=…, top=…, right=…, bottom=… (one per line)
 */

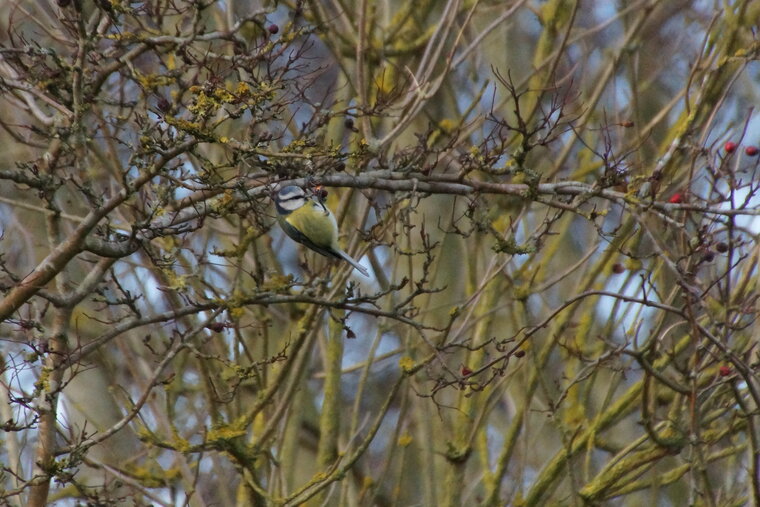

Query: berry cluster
left=724, top=141, right=758, bottom=156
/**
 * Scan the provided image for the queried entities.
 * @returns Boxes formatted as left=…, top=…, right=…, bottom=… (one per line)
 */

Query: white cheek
left=280, top=198, right=306, bottom=212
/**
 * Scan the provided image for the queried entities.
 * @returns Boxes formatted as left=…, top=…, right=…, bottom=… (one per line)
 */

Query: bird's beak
left=313, top=185, right=329, bottom=213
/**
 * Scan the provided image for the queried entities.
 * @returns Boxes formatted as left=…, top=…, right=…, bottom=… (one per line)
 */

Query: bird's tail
left=335, top=249, right=370, bottom=277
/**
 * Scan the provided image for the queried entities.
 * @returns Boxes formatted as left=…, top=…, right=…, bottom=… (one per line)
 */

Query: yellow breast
left=284, top=201, right=338, bottom=249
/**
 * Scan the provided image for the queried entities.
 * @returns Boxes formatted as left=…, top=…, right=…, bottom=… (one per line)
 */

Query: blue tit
left=273, top=185, right=370, bottom=277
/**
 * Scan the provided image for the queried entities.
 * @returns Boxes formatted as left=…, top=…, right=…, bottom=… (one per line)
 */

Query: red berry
left=724, top=141, right=738, bottom=153
left=745, top=146, right=759, bottom=156
left=268, top=24, right=279, bottom=34
left=719, top=365, right=731, bottom=377
left=668, top=193, right=684, bottom=204
left=611, top=263, right=625, bottom=274
left=461, top=365, right=473, bottom=376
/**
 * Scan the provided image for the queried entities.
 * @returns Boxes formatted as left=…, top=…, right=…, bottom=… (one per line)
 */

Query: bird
left=273, top=185, right=370, bottom=277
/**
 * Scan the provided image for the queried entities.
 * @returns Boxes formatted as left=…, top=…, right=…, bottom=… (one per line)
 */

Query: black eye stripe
left=277, top=186, right=306, bottom=202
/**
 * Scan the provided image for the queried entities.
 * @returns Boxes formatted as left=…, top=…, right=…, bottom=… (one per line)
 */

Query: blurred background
left=0, top=0, right=759, bottom=505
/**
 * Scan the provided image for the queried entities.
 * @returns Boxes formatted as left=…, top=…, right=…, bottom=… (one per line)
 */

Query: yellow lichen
left=229, top=307, right=245, bottom=320
left=397, top=433, right=413, bottom=447
left=207, top=421, right=247, bottom=442
left=398, top=356, right=416, bottom=373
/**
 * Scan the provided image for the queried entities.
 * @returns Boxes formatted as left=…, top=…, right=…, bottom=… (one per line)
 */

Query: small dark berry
left=156, top=96, right=171, bottom=114
left=745, top=146, right=759, bottom=156
left=344, top=118, right=355, bottom=129
left=268, top=24, right=279, bottom=34
left=724, top=141, right=738, bottom=153
left=611, top=263, right=625, bottom=274
left=702, top=252, right=715, bottom=263
left=346, top=328, right=356, bottom=339
left=715, top=242, right=729, bottom=253
left=206, top=322, right=226, bottom=333
left=620, top=120, right=634, bottom=128
left=335, top=162, right=346, bottom=172
left=461, top=365, right=473, bottom=376
left=514, top=350, right=526, bottom=358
